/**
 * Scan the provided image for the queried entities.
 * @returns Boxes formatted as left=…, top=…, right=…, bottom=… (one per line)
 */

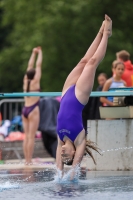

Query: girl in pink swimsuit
left=56, top=15, right=112, bottom=179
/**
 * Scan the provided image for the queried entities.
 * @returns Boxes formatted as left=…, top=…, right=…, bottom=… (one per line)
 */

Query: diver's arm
left=27, top=48, right=37, bottom=71
left=69, top=138, right=86, bottom=180
left=72, top=138, right=86, bottom=167
left=56, top=137, right=64, bottom=171
left=34, top=47, right=43, bottom=81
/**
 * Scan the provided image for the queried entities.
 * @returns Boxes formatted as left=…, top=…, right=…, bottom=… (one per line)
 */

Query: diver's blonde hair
left=64, top=139, right=101, bottom=166
left=85, top=139, right=101, bottom=164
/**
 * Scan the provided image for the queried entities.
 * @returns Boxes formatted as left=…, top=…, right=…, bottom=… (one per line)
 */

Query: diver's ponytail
left=85, top=139, right=101, bottom=164
left=26, top=68, right=36, bottom=93
left=26, top=79, right=31, bottom=92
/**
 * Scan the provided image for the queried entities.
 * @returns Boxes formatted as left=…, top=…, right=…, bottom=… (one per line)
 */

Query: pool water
left=0, top=168, right=133, bottom=200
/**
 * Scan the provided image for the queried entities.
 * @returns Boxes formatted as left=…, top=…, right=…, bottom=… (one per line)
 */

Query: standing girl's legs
left=22, top=106, right=40, bottom=164
left=25, top=107, right=40, bottom=164
left=75, top=15, right=112, bottom=105
left=22, top=116, right=29, bottom=164
left=62, top=21, right=105, bottom=95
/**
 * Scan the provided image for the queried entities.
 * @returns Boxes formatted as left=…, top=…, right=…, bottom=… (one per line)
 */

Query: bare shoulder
left=102, top=78, right=112, bottom=91
left=106, top=78, right=112, bottom=84
left=122, top=80, right=127, bottom=86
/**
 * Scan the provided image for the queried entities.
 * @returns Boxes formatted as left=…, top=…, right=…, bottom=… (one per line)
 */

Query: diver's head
left=61, top=140, right=75, bottom=165
left=26, top=68, right=36, bottom=80
left=97, top=73, right=107, bottom=87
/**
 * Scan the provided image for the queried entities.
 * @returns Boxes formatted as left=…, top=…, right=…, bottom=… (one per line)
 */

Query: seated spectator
left=116, top=50, right=133, bottom=86
left=97, top=73, right=108, bottom=91
left=100, top=61, right=126, bottom=106
left=97, top=73, right=108, bottom=108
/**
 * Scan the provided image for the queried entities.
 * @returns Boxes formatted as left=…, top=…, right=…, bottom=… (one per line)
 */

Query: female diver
left=22, top=47, right=43, bottom=165
left=56, top=15, right=112, bottom=177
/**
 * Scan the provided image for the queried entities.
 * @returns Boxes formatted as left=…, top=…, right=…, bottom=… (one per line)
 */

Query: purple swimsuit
left=57, top=85, right=85, bottom=142
left=22, top=88, right=40, bottom=118
left=22, top=101, right=39, bottom=118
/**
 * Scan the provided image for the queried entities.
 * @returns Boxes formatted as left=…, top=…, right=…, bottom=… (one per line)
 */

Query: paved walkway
left=0, top=157, right=86, bottom=170
left=0, top=158, right=56, bottom=170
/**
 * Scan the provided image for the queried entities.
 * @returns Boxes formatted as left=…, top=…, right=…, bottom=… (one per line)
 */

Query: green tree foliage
left=0, top=0, right=133, bottom=92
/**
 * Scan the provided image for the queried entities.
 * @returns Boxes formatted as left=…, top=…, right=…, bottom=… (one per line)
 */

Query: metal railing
left=1, top=90, right=133, bottom=120
left=0, top=89, right=133, bottom=98
left=0, top=99, right=24, bottom=120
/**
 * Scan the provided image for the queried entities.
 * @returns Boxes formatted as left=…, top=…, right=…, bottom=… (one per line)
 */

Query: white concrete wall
left=86, top=120, right=133, bottom=170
